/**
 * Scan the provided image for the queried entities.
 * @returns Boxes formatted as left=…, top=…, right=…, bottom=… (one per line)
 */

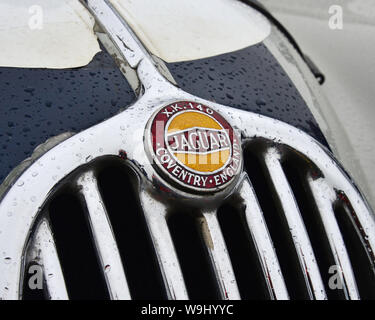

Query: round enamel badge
left=146, top=101, right=242, bottom=193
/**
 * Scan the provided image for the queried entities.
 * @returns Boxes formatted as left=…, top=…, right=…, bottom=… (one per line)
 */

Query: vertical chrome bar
left=308, top=177, right=360, bottom=299
left=200, top=211, right=241, bottom=300
left=264, top=148, right=326, bottom=299
left=139, top=190, right=189, bottom=299
left=85, top=0, right=149, bottom=68
left=27, top=219, right=69, bottom=300
left=84, top=0, right=168, bottom=90
left=239, top=178, right=289, bottom=300
left=78, top=171, right=131, bottom=300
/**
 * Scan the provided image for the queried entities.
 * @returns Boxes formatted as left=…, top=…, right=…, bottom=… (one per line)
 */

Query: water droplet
left=24, top=87, right=35, bottom=94
left=16, top=181, right=24, bottom=187
left=256, top=98, right=266, bottom=107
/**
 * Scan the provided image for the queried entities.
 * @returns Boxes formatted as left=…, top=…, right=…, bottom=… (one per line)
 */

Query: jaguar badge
left=146, top=101, right=242, bottom=193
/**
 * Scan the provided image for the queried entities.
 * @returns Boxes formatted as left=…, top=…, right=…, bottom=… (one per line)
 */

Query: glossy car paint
left=0, top=0, right=100, bottom=69
left=0, top=49, right=135, bottom=184
left=0, top=0, right=328, bottom=187
left=108, top=0, right=271, bottom=62
left=166, top=43, right=329, bottom=146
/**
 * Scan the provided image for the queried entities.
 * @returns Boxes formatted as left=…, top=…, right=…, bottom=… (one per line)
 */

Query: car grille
left=15, top=135, right=375, bottom=300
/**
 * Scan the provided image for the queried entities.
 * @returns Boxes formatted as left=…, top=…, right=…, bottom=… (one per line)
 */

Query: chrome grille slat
left=341, top=190, right=375, bottom=267
left=77, top=171, right=131, bottom=300
left=139, top=190, right=188, bottom=300
left=239, top=178, right=289, bottom=300
left=263, top=148, right=327, bottom=299
left=27, top=219, right=69, bottom=300
left=200, top=211, right=241, bottom=300
left=308, top=176, right=360, bottom=299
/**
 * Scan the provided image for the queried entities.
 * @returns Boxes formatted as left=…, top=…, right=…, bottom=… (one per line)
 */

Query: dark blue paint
left=167, top=43, right=329, bottom=147
left=0, top=49, right=135, bottom=184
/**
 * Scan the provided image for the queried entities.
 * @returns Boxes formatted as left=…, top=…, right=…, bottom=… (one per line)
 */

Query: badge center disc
left=147, top=101, right=242, bottom=193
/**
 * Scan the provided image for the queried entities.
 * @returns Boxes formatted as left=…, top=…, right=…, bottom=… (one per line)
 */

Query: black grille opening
left=48, top=192, right=109, bottom=300
left=167, top=210, right=220, bottom=300
left=243, top=144, right=309, bottom=299
left=334, top=198, right=375, bottom=299
left=282, top=157, right=345, bottom=300
left=97, top=162, right=167, bottom=300
left=217, top=203, right=270, bottom=299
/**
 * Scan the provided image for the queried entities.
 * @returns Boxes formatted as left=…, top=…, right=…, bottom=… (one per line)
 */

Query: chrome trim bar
left=139, top=190, right=189, bottom=299
left=27, top=219, right=69, bottom=300
left=87, top=0, right=150, bottom=68
left=78, top=171, right=131, bottom=300
left=84, top=0, right=167, bottom=90
left=239, top=178, right=289, bottom=300
left=308, top=177, right=360, bottom=300
left=200, top=211, right=241, bottom=300
left=264, top=148, right=326, bottom=299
